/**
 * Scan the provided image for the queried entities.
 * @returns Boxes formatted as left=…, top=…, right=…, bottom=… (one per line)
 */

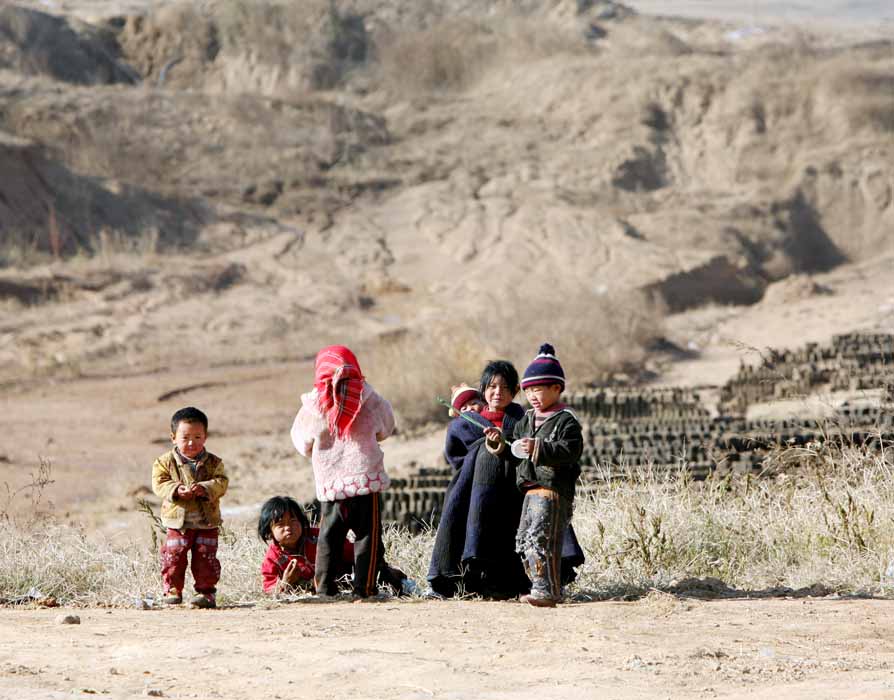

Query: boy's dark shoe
left=162, top=589, right=182, bottom=605
left=352, top=592, right=389, bottom=603
left=520, top=593, right=557, bottom=608
left=380, top=565, right=408, bottom=596
left=190, top=593, right=216, bottom=609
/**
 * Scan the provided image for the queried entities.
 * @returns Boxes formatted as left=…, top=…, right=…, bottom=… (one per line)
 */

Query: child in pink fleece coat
left=290, top=345, right=395, bottom=598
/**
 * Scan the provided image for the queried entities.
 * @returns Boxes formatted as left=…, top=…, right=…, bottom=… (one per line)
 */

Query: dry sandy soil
left=1, top=2, right=894, bottom=697
left=4, top=597, right=894, bottom=700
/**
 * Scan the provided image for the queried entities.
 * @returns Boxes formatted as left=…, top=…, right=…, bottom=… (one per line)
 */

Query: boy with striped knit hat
left=290, top=345, right=395, bottom=598
left=484, top=343, right=582, bottom=607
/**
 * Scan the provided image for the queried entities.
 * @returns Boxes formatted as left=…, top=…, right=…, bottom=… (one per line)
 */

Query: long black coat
left=427, top=404, right=584, bottom=598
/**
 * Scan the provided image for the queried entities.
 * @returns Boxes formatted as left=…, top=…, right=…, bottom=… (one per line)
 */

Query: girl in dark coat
left=428, top=360, right=585, bottom=599
left=428, top=361, right=531, bottom=598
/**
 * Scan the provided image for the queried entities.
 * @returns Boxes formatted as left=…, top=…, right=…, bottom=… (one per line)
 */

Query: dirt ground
left=3, top=597, right=894, bottom=700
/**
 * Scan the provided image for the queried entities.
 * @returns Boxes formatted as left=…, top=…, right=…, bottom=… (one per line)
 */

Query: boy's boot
left=162, top=589, right=182, bottom=605
left=519, top=592, right=557, bottom=608
left=190, top=592, right=216, bottom=609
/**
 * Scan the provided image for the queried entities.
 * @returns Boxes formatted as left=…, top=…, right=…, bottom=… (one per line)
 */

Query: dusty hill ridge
left=2, top=2, right=891, bottom=289
left=0, top=0, right=892, bottom=406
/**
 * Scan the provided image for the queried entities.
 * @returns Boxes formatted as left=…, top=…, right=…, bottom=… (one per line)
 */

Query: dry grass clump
left=831, top=68, right=894, bottom=134
left=571, top=440, right=894, bottom=596
left=809, top=50, right=894, bottom=135
left=364, top=291, right=664, bottom=428
left=376, top=18, right=499, bottom=94
left=0, top=520, right=268, bottom=607
left=375, top=12, right=585, bottom=96
left=212, top=0, right=367, bottom=92
left=485, top=290, right=666, bottom=387
left=362, top=325, right=489, bottom=426
left=5, top=442, right=894, bottom=606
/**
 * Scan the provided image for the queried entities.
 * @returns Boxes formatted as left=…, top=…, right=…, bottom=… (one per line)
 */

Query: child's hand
left=176, top=484, right=195, bottom=501
left=283, top=559, right=302, bottom=585
left=483, top=427, right=503, bottom=442
left=190, top=484, right=207, bottom=499
left=515, top=438, right=535, bottom=457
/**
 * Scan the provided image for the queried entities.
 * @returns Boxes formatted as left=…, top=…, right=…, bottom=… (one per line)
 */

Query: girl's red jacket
left=261, top=527, right=354, bottom=593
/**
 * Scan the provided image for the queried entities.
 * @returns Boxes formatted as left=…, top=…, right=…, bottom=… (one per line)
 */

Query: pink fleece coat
left=290, top=382, right=395, bottom=502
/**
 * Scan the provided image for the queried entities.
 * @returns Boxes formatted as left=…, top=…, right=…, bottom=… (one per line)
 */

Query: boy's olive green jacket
left=151, top=449, right=229, bottom=529
left=487, top=408, right=583, bottom=503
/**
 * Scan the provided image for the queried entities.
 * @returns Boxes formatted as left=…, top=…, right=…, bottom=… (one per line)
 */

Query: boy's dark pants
left=315, top=493, right=383, bottom=597
left=160, top=528, right=220, bottom=595
left=516, top=488, right=572, bottom=601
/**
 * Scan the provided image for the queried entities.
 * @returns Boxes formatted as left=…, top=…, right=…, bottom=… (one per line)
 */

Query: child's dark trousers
left=160, top=528, right=221, bottom=595
left=515, top=488, right=572, bottom=602
left=315, top=493, right=383, bottom=597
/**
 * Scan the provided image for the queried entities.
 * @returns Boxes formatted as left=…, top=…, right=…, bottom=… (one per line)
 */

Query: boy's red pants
left=160, top=528, right=220, bottom=594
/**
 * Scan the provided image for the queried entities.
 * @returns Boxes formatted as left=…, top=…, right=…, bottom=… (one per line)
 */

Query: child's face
left=524, top=384, right=563, bottom=412
left=172, top=420, right=207, bottom=459
left=483, top=375, right=515, bottom=411
left=271, top=512, right=304, bottom=550
left=460, top=399, right=485, bottom=413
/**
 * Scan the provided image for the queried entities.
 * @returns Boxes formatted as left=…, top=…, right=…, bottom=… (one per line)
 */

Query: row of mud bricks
left=378, top=333, right=894, bottom=531
left=719, top=333, right=894, bottom=415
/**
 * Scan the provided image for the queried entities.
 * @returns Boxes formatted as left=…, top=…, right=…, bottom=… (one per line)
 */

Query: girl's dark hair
left=257, top=496, right=310, bottom=543
left=479, top=360, right=520, bottom=395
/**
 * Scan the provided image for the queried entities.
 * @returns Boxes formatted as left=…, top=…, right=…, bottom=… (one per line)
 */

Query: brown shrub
left=365, top=290, right=666, bottom=427
left=375, top=12, right=585, bottom=96
left=376, top=18, right=498, bottom=94
left=479, top=289, right=666, bottom=387
left=824, top=59, right=894, bottom=134
left=363, top=324, right=488, bottom=427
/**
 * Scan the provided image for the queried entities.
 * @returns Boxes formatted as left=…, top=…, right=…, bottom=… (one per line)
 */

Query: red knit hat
left=449, top=384, right=483, bottom=416
left=521, top=343, right=565, bottom=390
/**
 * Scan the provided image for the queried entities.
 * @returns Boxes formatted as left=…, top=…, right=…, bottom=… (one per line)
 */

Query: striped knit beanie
left=521, top=343, right=565, bottom=390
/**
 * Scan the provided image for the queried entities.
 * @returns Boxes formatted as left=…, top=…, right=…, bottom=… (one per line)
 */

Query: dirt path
left=2, top=597, right=894, bottom=699
left=0, top=354, right=445, bottom=533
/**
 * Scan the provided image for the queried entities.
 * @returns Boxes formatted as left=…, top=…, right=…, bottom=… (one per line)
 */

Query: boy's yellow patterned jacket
left=151, top=449, right=229, bottom=529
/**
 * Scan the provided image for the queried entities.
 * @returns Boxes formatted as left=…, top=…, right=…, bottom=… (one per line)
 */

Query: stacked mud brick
left=719, top=333, right=894, bottom=415
left=563, top=387, right=711, bottom=480
left=379, top=465, right=454, bottom=531
left=377, top=333, right=894, bottom=530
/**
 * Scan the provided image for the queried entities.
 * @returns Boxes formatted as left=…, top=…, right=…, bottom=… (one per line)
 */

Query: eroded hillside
left=1, top=0, right=892, bottom=387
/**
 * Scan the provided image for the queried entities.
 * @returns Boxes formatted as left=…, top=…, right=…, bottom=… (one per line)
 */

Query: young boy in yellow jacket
left=152, top=407, right=229, bottom=608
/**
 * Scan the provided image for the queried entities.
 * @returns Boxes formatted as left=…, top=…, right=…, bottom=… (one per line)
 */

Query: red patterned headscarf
left=314, top=345, right=365, bottom=438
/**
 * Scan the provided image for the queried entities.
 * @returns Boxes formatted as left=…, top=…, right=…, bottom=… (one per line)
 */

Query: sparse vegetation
left=3, top=442, right=894, bottom=606
left=363, top=325, right=487, bottom=426
left=480, top=290, right=667, bottom=387
left=376, top=19, right=499, bottom=94
left=375, top=13, right=585, bottom=95
left=363, top=290, right=665, bottom=427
